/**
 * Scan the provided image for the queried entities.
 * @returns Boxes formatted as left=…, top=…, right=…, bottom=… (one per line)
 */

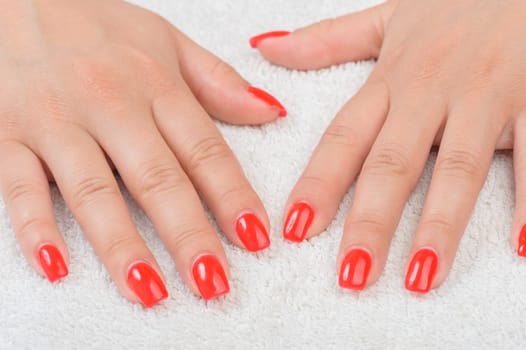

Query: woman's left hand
left=251, top=0, right=526, bottom=293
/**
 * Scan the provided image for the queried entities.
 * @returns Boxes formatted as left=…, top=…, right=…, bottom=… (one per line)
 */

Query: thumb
left=171, top=28, right=287, bottom=125
left=250, top=1, right=398, bottom=70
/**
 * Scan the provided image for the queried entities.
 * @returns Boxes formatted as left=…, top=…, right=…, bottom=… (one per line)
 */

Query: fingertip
left=404, top=247, right=439, bottom=294
left=247, top=86, right=287, bottom=118
left=127, top=260, right=169, bottom=308
left=283, top=201, right=315, bottom=243
left=235, top=212, right=271, bottom=252
left=517, top=224, right=526, bottom=257
left=191, top=254, right=230, bottom=300
left=249, top=30, right=291, bottom=48
left=37, top=243, right=69, bottom=283
left=337, top=247, right=373, bottom=291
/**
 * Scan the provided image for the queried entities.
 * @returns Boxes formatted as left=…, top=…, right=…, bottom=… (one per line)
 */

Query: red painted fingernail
left=192, top=255, right=230, bottom=300
left=283, top=202, right=314, bottom=243
left=249, top=30, right=290, bottom=48
left=405, top=248, right=438, bottom=293
left=339, top=248, right=372, bottom=291
left=236, top=213, right=270, bottom=252
left=247, top=86, right=287, bottom=117
left=518, top=225, right=526, bottom=257
left=38, top=244, right=68, bottom=283
left=127, top=262, right=168, bottom=308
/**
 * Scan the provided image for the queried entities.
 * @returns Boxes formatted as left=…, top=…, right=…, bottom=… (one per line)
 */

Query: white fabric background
left=1, top=0, right=525, bottom=348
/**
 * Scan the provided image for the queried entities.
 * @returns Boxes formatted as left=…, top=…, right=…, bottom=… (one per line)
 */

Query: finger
left=90, top=105, right=231, bottom=301
left=251, top=1, right=398, bottom=70
left=406, top=99, right=505, bottom=293
left=337, top=94, right=446, bottom=290
left=283, top=80, right=389, bottom=243
left=513, top=114, right=526, bottom=257
left=153, top=82, right=271, bottom=253
left=0, top=140, right=68, bottom=282
left=37, top=128, right=168, bottom=307
left=171, top=28, right=287, bottom=124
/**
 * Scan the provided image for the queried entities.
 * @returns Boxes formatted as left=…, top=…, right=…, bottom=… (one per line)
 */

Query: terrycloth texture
left=2, top=0, right=525, bottom=348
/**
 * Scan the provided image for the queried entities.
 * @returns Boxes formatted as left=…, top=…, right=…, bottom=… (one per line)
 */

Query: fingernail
left=247, top=86, right=287, bottom=117
left=192, top=255, right=230, bottom=300
left=127, top=262, right=168, bottom=308
left=339, top=248, right=372, bottom=291
left=518, top=224, right=526, bottom=257
left=38, top=244, right=68, bottom=283
left=249, top=30, right=290, bottom=48
left=283, top=202, right=314, bottom=243
left=405, top=248, right=438, bottom=293
left=236, top=213, right=270, bottom=252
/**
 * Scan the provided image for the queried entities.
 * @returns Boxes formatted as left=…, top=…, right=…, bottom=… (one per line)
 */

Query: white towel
left=1, top=0, right=525, bottom=348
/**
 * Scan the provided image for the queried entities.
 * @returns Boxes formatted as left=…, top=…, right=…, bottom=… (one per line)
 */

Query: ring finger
left=37, top=126, right=168, bottom=307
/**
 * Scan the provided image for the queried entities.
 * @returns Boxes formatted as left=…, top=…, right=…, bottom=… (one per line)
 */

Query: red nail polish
left=192, top=255, right=230, bottom=300
left=405, top=248, right=438, bottom=293
left=38, top=244, right=68, bottom=283
left=127, top=262, right=168, bottom=308
left=283, top=202, right=314, bottom=243
left=236, top=213, right=270, bottom=252
left=247, top=86, right=287, bottom=117
left=249, top=30, right=290, bottom=48
left=518, top=225, right=526, bottom=257
left=339, top=248, right=372, bottom=291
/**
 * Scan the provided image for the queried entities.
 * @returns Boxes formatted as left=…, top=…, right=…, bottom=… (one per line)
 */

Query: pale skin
left=256, top=0, right=526, bottom=291
left=2, top=0, right=525, bottom=306
left=0, top=0, right=283, bottom=306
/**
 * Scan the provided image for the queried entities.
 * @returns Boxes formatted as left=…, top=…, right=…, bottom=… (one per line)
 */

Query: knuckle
left=129, top=48, right=173, bottom=88
left=408, top=53, right=447, bottom=89
left=463, top=55, right=503, bottom=93
left=194, top=60, right=238, bottom=101
left=4, top=179, right=43, bottom=204
left=217, top=183, right=252, bottom=206
left=186, top=137, right=233, bottom=175
left=16, top=217, right=52, bottom=240
left=103, top=234, right=141, bottom=260
left=421, top=214, right=455, bottom=237
left=208, top=60, right=238, bottom=84
left=136, top=161, right=185, bottom=200
left=345, top=211, right=389, bottom=235
left=70, top=176, right=117, bottom=210
left=412, top=58, right=441, bottom=85
left=436, top=148, right=482, bottom=180
left=310, top=18, right=338, bottom=62
left=31, top=88, right=72, bottom=125
left=413, top=35, right=455, bottom=80
left=72, top=59, right=125, bottom=104
left=322, top=122, right=361, bottom=148
left=167, top=225, right=212, bottom=254
left=314, top=17, right=337, bottom=37
left=0, top=110, right=22, bottom=140
left=363, top=143, right=411, bottom=177
left=296, top=175, right=339, bottom=199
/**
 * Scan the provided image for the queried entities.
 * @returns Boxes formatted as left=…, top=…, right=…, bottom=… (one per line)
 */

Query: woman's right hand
left=0, top=0, right=285, bottom=307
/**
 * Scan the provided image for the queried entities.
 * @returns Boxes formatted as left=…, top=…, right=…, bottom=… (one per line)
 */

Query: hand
left=0, top=0, right=286, bottom=307
left=252, top=0, right=526, bottom=293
